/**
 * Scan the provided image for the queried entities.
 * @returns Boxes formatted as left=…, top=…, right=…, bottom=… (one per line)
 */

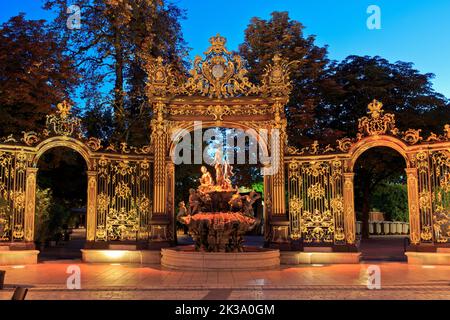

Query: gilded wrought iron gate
left=286, top=100, right=450, bottom=248
left=288, top=159, right=346, bottom=244
left=0, top=151, right=27, bottom=241
left=0, top=102, right=154, bottom=246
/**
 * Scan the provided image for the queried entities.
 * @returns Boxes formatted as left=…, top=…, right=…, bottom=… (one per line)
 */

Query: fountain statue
left=178, top=153, right=260, bottom=252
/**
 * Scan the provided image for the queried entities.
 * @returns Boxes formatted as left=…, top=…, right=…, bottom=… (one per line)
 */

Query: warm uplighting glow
left=11, top=265, right=25, bottom=269
left=312, top=264, right=324, bottom=267
left=422, top=265, right=436, bottom=269
left=110, top=263, right=121, bottom=266
left=104, top=250, right=127, bottom=259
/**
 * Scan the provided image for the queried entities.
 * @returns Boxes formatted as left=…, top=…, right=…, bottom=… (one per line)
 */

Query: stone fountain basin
left=161, top=246, right=280, bottom=270
left=181, top=212, right=256, bottom=227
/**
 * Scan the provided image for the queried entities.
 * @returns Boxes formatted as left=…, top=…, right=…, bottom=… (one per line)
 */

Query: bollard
left=376, top=223, right=382, bottom=235
left=403, top=223, right=409, bottom=234
left=369, top=222, right=374, bottom=234
left=396, top=222, right=403, bottom=234
left=383, top=222, right=390, bottom=235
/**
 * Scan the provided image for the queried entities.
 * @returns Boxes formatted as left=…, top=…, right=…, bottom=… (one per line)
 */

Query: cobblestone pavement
left=0, top=261, right=449, bottom=300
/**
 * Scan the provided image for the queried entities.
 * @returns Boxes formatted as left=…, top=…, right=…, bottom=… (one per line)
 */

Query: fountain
left=161, top=150, right=280, bottom=270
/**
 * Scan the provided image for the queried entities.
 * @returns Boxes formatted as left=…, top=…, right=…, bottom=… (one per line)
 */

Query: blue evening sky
left=1, top=0, right=450, bottom=98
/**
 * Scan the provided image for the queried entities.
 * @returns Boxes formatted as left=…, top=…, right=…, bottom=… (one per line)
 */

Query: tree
left=316, top=55, right=449, bottom=143
left=0, top=14, right=78, bottom=137
left=34, top=188, right=52, bottom=244
left=372, top=183, right=408, bottom=222
left=319, top=56, right=449, bottom=239
left=44, top=0, right=188, bottom=143
left=239, top=11, right=332, bottom=147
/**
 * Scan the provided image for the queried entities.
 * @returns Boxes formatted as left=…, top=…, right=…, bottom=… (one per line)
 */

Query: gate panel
left=0, top=151, right=28, bottom=242
left=288, top=159, right=346, bottom=244
left=95, top=157, right=152, bottom=242
left=430, top=151, right=450, bottom=243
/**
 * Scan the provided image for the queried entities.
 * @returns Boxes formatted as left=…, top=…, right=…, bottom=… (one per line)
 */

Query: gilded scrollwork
left=95, top=157, right=152, bottom=242
left=21, top=131, right=40, bottom=146
left=301, top=209, right=334, bottom=243
left=182, top=34, right=259, bottom=98
left=86, top=137, right=102, bottom=151
left=402, top=129, right=423, bottom=145
left=260, top=54, right=297, bottom=98
left=46, top=101, right=82, bottom=137
left=307, top=183, right=325, bottom=200
left=145, top=56, right=182, bottom=98
left=358, top=99, right=397, bottom=136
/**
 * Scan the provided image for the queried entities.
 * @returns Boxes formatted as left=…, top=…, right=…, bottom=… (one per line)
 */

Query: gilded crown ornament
left=206, top=33, right=230, bottom=55
left=358, top=99, right=396, bottom=136
left=46, top=100, right=81, bottom=136
left=56, top=100, right=72, bottom=119
left=367, top=99, right=383, bottom=118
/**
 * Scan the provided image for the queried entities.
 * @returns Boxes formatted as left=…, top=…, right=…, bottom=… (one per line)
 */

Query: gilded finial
left=444, top=124, right=450, bottom=139
left=205, top=33, right=230, bottom=55
left=56, top=100, right=72, bottom=119
left=367, top=99, right=383, bottom=118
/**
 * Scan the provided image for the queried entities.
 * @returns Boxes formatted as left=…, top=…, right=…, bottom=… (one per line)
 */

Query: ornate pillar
left=166, top=161, right=175, bottom=243
left=149, top=101, right=171, bottom=247
left=263, top=172, right=273, bottom=243
left=24, top=167, right=38, bottom=243
left=271, top=106, right=286, bottom=216
left=343, top=173, right=356, bottom=245
left=406, top=168, right=421, bottom=245
left=152, top=102, right=168, bottom=215
left=86, top=170, right=97, bottom=242
left=267, top=102, right=290, bottom=248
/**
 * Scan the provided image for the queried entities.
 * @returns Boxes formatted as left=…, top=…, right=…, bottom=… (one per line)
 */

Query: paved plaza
left=1, top=261, right=449, bottom=300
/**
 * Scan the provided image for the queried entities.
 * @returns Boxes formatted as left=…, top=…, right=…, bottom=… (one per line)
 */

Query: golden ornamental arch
left=145, top=34, right=296, bottom=244
left=0, top=101, right=153, bottom=246
left=286, top=99, right=450, bottom=249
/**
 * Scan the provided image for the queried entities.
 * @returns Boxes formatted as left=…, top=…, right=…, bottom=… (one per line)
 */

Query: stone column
left=24, top=168, right=38, bottom=243
left=86, top=171, right=97, bottom=242
left=343, top=173, right=356, bottom=245
left=406, top=168, right=421, bottom=245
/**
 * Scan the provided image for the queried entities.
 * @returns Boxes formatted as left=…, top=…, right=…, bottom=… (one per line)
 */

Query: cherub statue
left=228, top=192, right=243, bottom=212
left=213, top=149, right=224, bottom=189
left=199, top=166, right=214, bottom=193
left=176, top=201, right=187, bottom=221
left=188, top=188, right=201, bottom=215
left=222, top=160, right=234, bottom=190
left=241, top=191, right=261, bottom=216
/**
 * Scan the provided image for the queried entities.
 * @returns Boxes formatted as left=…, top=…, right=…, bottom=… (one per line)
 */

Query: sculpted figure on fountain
left=199, top=166, right=214, bottom=193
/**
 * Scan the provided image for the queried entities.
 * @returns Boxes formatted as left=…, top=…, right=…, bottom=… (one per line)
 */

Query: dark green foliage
left=372, top=183, right=408, bottom=222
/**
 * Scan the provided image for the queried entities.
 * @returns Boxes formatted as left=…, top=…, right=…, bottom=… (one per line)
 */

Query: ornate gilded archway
left=286, top=99, right=450, bottom=251
left=145, top=34, right=296, bottom=246
left=0, top=101, right=154, bottom=248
